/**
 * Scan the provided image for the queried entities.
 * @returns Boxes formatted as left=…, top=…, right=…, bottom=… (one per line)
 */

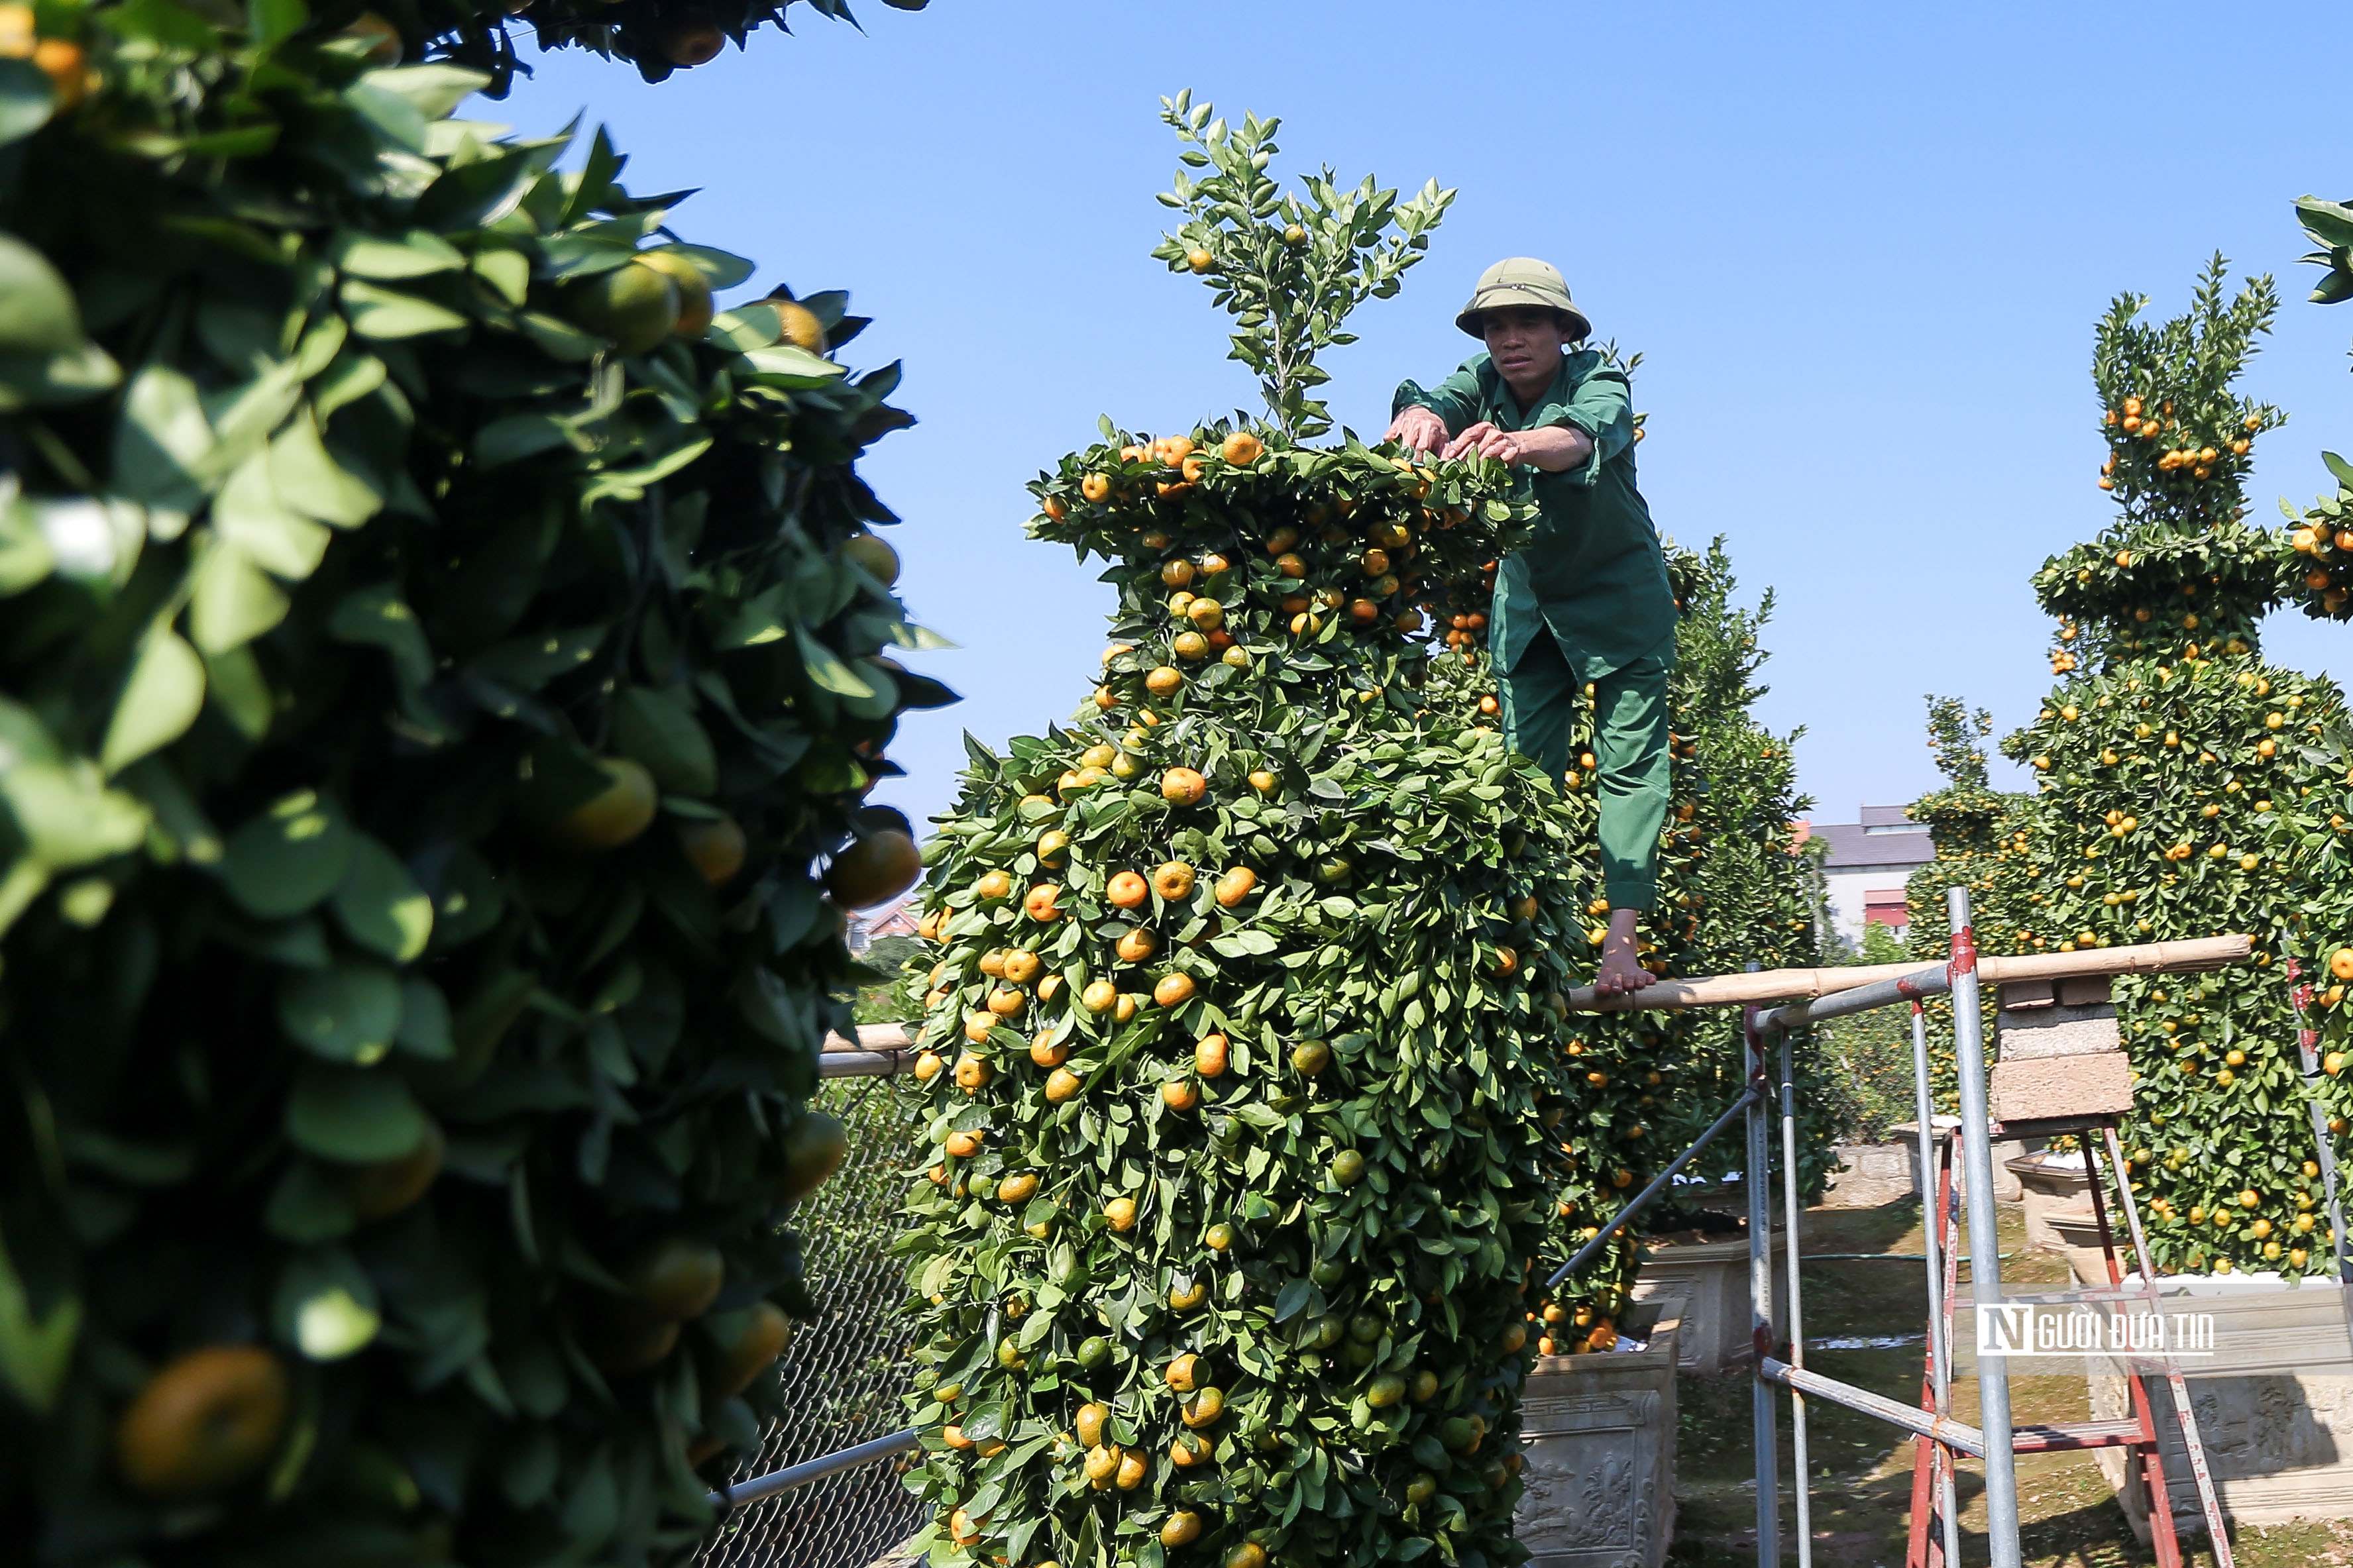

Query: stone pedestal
left=2071, top=1282, right=2353, bottom=1537
left=1822, top=1143, right=1914, bottom=1208
left=1515, top=1300, right=1682, bottom=1568
left=1632, top=1231, right=1784, bottom=1376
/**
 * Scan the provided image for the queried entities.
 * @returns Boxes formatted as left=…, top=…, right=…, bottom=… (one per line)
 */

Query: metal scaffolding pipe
left=1745, top=1006, right=1780, bottom=1568
left=1562, top=933, right=2249, bottom=1014
left=1543, top=1083, right=1762, bottom=1292
left=1947, top=888, right=2024, bottom=1568
left=708, top=1427, right=920, bottom=1512
left=1758, top=1358, right=1988, bottom=1458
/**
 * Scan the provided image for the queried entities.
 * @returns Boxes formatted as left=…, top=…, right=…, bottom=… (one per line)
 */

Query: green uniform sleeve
left=1531, top=362, right=1633, bottom=488
left=1391, top=360, right=1486, bottom=433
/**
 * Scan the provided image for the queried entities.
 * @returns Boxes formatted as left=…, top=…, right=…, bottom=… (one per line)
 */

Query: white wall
left=1823, top=868, right=1918, bottom=951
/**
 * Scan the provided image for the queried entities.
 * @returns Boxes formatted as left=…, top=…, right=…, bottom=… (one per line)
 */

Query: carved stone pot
left=1632, top=1230, right=1783, bottom=1376
left=1513, top=1298, right=1682, bottom=1568
left=2074, top=1281, right=2353, bottom=1539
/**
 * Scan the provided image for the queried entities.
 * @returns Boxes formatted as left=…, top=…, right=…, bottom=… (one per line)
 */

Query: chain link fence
left=698, top=1069, right=926, bottom=1568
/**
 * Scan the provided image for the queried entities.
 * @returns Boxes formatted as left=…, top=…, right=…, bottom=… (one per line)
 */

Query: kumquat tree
left=2000, top=257, right=2349, bottom=1277
left=891, top=95, right=1601, bottom=1568
left=0, top=2, right=944, bottom=1563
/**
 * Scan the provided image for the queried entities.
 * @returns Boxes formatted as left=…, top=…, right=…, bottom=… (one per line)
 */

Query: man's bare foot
left=1593, top=910, right=1657, bottom=999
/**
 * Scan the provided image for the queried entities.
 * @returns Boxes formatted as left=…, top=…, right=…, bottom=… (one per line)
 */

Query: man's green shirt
left=1394, top=350, right=1676, bottom=681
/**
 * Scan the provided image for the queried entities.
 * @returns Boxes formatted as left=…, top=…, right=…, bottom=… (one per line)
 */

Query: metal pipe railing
left=1744, top=1004, right=1780, bottom=1567
left=1943, top=888, right=2024, bottom=1568
left=1542, top=1082, right=1763, bottom=1293
left=708, top=1426, right=920, bottom=1512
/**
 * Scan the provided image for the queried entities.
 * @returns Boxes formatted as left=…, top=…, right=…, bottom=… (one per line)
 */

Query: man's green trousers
left=1496, top=629, right=1673, bottom=912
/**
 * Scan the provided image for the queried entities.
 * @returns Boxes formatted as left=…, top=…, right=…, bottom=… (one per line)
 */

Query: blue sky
left=490, top=0, right=2353, bottom=834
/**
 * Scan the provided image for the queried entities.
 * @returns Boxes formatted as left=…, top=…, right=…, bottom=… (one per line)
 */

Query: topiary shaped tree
left=2001, top=258, right=2346, bottom=1277
left=891, top=97, right=1599, bottom=1568
left=0, top=5, right=943, bottom=1561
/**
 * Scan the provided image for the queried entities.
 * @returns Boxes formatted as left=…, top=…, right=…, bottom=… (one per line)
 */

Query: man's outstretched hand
left=1593, top=908, right=1657, bottom=999
left=1385, top=405, right=1447, bottom=455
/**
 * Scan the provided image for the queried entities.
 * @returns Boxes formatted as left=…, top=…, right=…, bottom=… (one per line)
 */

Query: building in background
left=1812, top=805, right=1936, bottom=952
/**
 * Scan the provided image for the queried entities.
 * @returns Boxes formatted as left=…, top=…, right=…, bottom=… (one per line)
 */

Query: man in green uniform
left=1385, top=258, right=1675, bottom=998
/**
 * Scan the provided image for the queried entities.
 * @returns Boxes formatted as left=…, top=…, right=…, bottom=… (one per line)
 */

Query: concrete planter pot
left=2063, top=1280, right=2353, bottom=1538
left=2008, top=1149, right=2098, bottom=1255
left=1515, top=1298, right=1683, bottom=1568
left=1822, top=1143, right=1914, bottom=1208
left=1892, top=1118, right=2028, bottom=1202
left=1631, top=1230, right=1784, bottom=1376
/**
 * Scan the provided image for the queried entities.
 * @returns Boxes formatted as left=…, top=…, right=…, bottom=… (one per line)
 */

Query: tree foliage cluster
left=0, top=3, right=944, bottom=1562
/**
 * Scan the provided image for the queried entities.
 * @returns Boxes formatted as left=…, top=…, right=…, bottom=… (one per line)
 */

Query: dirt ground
left=1660, top=1193, right=2353, bottom=1567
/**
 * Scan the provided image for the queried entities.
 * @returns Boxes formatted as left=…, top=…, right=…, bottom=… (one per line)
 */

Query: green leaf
left=353, top=63, right=486, bottom=122
left=286, top=1062, right=427, bottom=1162
left=0, top=233, right=83, bottom=354
left=612, top=686, right=717, bottom=796
left=708, top=306, right=781, bottom=351
left=796, top=626, right=875, bottom=698
left=111, top=365, right=213, bottom=511
left=212, top=450, right=333, bottom=579
left=332, top=835, right=433, bottom=962
left=99, top=623, right=205, bottom=775
left=279, top=959, right=406, bottom=1063
left=221, top=788, right=354, bottom=919
left=0, top=340, right=118, bottom=410
left=515, top=311, right=602, bottom=363
left=0, top=762, right=148, bottom=868
left=2324, top=452, right=2353, bottom=493
left=396, top=976, right=453, bottom=1059
left=2297, top=197, right=2353, bottom=250
left=339, top=278, right=468, bottom=340
left=664, top=244, right=755, bottom=289
left=738, top=344, right=845, bottom=387
left=202, top=643, right=273, bottom=739
left=471, top=247, right=531, bottom=307
left=475, top=411, right=576, bottom=468
left=247, top=0, right=306, bottom=47
left=327, top=229, right=465, bottom=281
left=325, top=584, right=433, bottom=688
left=272, top=1248, right=381, bottom=1361
left=469, top=623, right=608, bottom=692
left=0, top=1224, right=78, bottom=1414
left=0, top=60, right=55, bottom=150
left=268, top=408, right=380, bottom=527
left=189, top=535, right=292, bottom=653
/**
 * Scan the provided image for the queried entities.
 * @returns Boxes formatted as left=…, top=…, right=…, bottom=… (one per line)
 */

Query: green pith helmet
left=1456, top=256, right=1591, bottom=342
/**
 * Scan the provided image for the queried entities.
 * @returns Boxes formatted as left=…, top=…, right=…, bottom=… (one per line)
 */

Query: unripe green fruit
left=565, top=260, right=681, bottom=356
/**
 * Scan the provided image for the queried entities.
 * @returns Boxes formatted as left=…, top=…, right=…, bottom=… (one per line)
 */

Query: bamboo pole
left=1562, top=933, right=2251, bottom=1014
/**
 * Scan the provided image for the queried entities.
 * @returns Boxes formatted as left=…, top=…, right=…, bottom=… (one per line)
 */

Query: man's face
left=1480, top=306, right=1568, bottom=387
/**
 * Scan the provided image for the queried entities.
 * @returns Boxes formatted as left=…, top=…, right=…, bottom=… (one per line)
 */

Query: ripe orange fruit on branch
left=827, top=829, right=922, bottom=908
left=660, top=17, right=725, bottom=66
left=1152, top=862, right=1197, bottom=900
left=1161, top=768, right=1207, bottom=805
left=1162, top=1078, right=1200, bottom=1110
left=545, top=758, right=659, bottom=850
left=1115, top=927, right=1159, bottom=963
left=1154, top=972, right=1198, bottom=1007
left=1146, top=666, right=1183, bottom=697
left=635, top=248, right=715, bottom=335
left=114, top=1346, right=290, bottom=1500
left=956, top=1054, right=993, bottom=1092
left=1221, top=431, right=1264, bottom=464
left=1107, top=870, right=1150, bottom=908
left=1105, top=1196, right=1138, bottom=1231
left=1022, top=884, right=1064, bottom=922
left=1194, top=1033, right=1229, bottom=1077
left=1215, top=866, right=1257, bottom=906
left=677, top=815, right=747, bottom=886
